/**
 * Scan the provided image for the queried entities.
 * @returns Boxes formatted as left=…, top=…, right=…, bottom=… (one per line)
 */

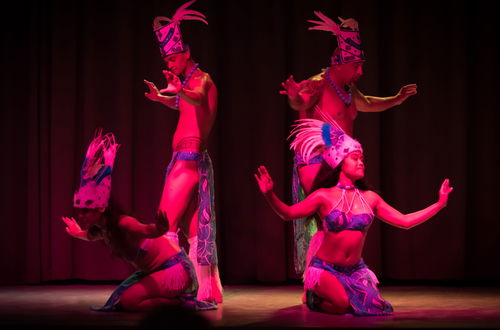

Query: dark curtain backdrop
left=1, top=0, right=498, bottom=285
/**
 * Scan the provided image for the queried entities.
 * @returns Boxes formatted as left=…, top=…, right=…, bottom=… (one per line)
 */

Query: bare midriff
left=174, top=136, right=206, bottom=152
left=171, top=70, right=217, bottom=151
left=133, top=236, right=181, bottom=272
left=316, top=230, right=367, bottom=267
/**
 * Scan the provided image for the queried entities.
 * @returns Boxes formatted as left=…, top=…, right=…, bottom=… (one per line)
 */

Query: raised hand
left=61, top=216, right=85, bottom=239
left=160, top=70, right=182, bottom=94
left=338, top=17, right=359, bottom=31
left=254, top=166, right=274, bottom=195
left=144, top=79, right=164, bottom=102
left=280, top=75, right=301, bottom=98
left=438, top=179, right=454, bottom=207
left=395, top=84, right=418, bottom=105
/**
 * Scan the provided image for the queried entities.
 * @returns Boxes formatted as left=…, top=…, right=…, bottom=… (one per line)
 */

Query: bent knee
left=318, top=297, right=350, bottom=314
left=327, top=292, right=349, bottom=311
left=120, top=289, right=142, bottom=312
left=315, top=274, right=350, bottom=312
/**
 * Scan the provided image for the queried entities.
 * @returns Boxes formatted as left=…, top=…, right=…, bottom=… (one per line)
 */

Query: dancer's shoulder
left=308, top=72, right=325, bottom=82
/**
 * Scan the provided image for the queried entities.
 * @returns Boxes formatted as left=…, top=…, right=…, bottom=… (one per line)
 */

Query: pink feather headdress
left=308, top=11, right=365, bottom=65
left=289, top=109, right=363, bottom=169
left=73, top=130, right=120, bottom=209
left=153, top=0, right=208, bottom=58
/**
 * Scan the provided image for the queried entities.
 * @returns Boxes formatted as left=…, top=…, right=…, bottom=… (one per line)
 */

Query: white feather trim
left=307, top=11, right=340, bottom=35
left=304, top=267, right=324, bottom=290
left=82, top=130, right=119, bottom=177
left=171, top=0, right=208, bottom=25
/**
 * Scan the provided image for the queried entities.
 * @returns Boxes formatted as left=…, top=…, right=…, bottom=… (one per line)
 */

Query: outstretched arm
left=373, top=179, right=453, bottom=229
left=118, top=211, right=169, bottom=239
left=352, top=84, right=417, bottom=112
left=255, top=166, right=322, bottom=220
left=61, top=217, right=101, bottom=241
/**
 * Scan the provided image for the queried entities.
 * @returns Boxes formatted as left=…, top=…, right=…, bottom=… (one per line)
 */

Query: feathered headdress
left=73, top=130, right=120, bottom=209
left=153, top=0, right=208, bottom=58
left=308, top=11, right=365, bottom=65
left=289, top=109, right=362, bottom=169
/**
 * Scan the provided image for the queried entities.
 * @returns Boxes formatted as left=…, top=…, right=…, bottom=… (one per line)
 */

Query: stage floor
left=1, top=284, right=500, bottom=329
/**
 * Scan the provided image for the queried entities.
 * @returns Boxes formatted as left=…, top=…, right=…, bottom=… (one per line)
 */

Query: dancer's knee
left=315, top=272, right=350, bottom=313
left=120, top=287, right=143, bottom=311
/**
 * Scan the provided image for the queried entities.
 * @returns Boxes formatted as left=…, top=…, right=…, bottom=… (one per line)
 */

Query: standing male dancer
left=144, top=0, right=222, bottom=303
left=281, top=13, right=417, bottom=274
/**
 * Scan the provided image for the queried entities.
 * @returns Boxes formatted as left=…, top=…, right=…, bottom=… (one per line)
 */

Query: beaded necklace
left=175, top=62, right=199, bottom=109
left=336, top=182, right=356, bottom=190
left=324, top=67, right=352, bottom=106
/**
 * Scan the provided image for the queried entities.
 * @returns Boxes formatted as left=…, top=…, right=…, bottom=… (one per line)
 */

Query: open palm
left=61, top=216, right=84, bottom=238
left=254, top=166, right=274, bottom=195
left=438, top=178, right=454, bottom=206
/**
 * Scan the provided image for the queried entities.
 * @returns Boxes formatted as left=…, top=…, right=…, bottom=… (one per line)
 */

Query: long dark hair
left=87, top=197, right=132, bottom=259
left=311, top=161, right=373, bottom=192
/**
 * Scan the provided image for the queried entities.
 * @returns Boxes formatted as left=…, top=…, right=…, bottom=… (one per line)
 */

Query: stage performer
left=143, top=0, right=222, bottom=303
left=61, top=130, right=216, bottom=312
left=255, top=118, right=452, bottom=315
left=280, top=12, right=417, bottom=274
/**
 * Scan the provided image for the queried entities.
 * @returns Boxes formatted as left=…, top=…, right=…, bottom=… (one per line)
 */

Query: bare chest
left=316, top=85, right=357, bottom=122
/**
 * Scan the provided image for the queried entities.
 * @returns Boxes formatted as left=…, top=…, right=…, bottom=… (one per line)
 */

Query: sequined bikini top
left=323, top=184, right=374, bottom=233
left=324, top=210, right=373, bottom=232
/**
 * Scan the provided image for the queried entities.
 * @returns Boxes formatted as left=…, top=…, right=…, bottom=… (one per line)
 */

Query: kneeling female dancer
left=255, top=119, right=453, bottom=316
left=61, top=131, right=216, bottom=312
